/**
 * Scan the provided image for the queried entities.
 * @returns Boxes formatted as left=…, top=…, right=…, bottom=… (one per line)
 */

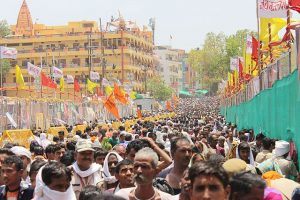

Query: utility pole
left=99, top=18, right=106, bottom=90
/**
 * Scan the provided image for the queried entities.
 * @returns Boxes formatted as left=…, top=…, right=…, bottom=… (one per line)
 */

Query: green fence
left=221, top=69, right=300, bottom=159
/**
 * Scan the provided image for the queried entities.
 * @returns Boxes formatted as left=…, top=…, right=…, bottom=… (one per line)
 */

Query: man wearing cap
left=274, top=140, right=298, bottom=180
left=71, top=140, right=103, bottom=199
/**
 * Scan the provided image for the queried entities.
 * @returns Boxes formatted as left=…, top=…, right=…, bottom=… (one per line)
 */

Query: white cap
left=274, top=140, right=290, bottom=157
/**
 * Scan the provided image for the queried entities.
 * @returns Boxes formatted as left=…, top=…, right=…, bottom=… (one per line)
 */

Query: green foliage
left=188, top=29, right=256, bottom=94
left=0, top=20, right=11, bottom=37
left=147, top=76, right=173, bottom=101
left=0, top=59, right=11, bottom=87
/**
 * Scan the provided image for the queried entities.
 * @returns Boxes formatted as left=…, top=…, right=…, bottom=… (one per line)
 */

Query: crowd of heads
left=0, top=96, right=299, bottom=200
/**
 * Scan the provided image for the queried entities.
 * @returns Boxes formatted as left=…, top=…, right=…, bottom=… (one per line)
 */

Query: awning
left=179, top=90, right=192, bottom=96
left=195, top=89, right=208, bottom=94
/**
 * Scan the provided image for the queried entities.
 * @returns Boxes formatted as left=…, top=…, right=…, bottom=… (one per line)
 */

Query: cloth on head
left=11, top=146, right=31, bottom=160
left=264, top=187, right=283, bottom=200
left=262, top=171, right=283, bottom=186
left=235, top=144, right=255, bottom=166
left=72, top=162, right=101, bottom=178
left=36, top=185, right=76, bottom=200
left=274, top=140, right=290, bottom=157
left=102, top=151, right=123, bottom=184
left=39, top=133, right=51, bottom=149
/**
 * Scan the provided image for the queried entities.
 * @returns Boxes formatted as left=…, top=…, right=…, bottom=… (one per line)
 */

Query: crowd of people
left=0, top=96, right=299, bottom=200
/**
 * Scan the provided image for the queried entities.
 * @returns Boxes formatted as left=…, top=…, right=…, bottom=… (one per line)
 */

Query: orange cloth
left=262, top=171, right=283, bottom=186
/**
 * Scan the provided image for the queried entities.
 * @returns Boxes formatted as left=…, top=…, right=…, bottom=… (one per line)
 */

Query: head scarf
left=102, top=151, right=123, bottom=184
left=40, top=133, right=51, bottom=149
left=235, top=144, right=255, bottom=166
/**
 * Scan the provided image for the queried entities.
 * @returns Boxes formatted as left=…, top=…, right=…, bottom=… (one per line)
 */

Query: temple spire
left=15, top=0, right=33, bottom=36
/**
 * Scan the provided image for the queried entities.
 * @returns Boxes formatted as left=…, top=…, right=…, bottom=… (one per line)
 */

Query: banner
left=257, top=0, right=288, bottom=18
left=90, top=71, right=100, bottom=81
left=0, top=46, right=17, bottom=59
left=246, top=35, right=252, bottom=54
left=66, top=75, right=74, bottom=84
left=27, top=62, right=41, bottom=77
left=6, top=112, right=17, bottom=128
left=102, top=78, right=110, bottom=86
left=230, top=58, right=238, bottom=71
left=52, top=66, right=63, bottom=78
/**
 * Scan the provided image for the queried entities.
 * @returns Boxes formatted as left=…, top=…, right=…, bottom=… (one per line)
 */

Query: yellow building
left=0, top=0, right=155, bottom=99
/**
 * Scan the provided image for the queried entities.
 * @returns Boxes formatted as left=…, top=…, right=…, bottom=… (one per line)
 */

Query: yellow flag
left=260, top=18, right=286, bottom=46
left=105, top=86, right=113, bottom=95
left=15, top=65, right=25, bottom=89
left=228, top=72, right=232, bottom=87
left=130, top=91, right=137, bottom=99
left=59, top=77, right=64, bottom=92
left=87, top=78, right=100, bottom=94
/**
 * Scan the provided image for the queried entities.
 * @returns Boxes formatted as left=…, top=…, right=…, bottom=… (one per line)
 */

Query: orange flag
left=113, top=83, right=128, bottom=105
left=137, top=108, right=143, bottom=119
left=172, top=94, right=179, bottom=107
left=166, top=100, right=173, bottom=112
left=104, top=94, right=120, bottom=120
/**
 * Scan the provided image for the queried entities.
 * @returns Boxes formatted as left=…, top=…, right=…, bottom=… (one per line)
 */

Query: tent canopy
left=179, top=90, right=192, bottom=96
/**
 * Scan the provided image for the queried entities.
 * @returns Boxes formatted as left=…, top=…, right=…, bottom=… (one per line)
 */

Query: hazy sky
left=1, top=0, right=258, bottom=51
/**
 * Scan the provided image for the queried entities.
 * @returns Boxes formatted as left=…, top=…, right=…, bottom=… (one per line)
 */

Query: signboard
left=0, top=46, right=17, bottom=59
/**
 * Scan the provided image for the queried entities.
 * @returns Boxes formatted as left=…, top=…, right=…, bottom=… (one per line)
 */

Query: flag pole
left=268, top=23, right=273, bottom=63
left=287, top=7, right=292, bottom=73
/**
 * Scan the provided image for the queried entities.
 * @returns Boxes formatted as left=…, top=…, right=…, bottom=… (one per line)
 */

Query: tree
left=0, top=59, right=12, bottom=87
left=0, top=20, right=11, bottom=37
left=187, top=29, right=256, bottom=94
left=147, top=76, right=173, bottom=101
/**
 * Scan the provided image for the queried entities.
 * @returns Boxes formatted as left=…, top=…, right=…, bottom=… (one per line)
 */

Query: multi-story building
left=0, top=0, right=155, bottom=99
left=154, top=46, right=183, bottom=94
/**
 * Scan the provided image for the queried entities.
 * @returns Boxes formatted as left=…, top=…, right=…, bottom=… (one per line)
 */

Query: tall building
left=0, top=0, right=155, bottom=99
left=154, top=46, right=183, bottom=94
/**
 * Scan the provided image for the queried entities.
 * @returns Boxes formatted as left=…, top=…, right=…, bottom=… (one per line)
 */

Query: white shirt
left=115, top=187, right=175, bottom=200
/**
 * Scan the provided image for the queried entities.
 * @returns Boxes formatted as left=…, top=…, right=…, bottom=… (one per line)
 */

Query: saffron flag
left=137, top=108, right=142, bottom=119
left=74, top=79, right=80, bottom=92
left=172, top=95, right=179, bottom=107
left=104, top=94, right=120, bottom=120
left=113, top=83, right=128, bottom=105
left=166, top=101, right=173, bottom=112
left=15, top=65, right=25, bottom=89
left=41, top=72, right=57, bottom=89
left=59, top=77, right=64, bottom=92
left=257, top=0, right=288, bottom=18
left=290, top=0, right=300, bottom=13
left=87, top=78, right=100, bottom=94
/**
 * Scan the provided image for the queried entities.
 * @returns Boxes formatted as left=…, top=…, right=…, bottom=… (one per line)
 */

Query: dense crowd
left=0, top=96, right=299, bottom=200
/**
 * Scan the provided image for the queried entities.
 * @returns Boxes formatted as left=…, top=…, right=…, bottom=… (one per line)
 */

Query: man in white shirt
left=115, top=147, right=173, bottom=200
left=71, top=140, right=103, bottom=199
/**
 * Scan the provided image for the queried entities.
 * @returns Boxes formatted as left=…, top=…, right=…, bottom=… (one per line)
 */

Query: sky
left=0, top=0, right=258, bottom=51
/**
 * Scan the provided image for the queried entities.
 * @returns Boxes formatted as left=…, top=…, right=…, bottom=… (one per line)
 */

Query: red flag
left=238, top=59, right=243, bottom=80
left=289, top=0, right=300, bottom=13
left=41, top=72, right=57, bottom=89
left=104, top=94, right=120, bottom=120
left=74, top=79, right=80, bottom=92
left=166, top=101, right=173, bottom=112
left=252, top=36, right=259, bottom=62
left=96, top=87, right=103, bottom=97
